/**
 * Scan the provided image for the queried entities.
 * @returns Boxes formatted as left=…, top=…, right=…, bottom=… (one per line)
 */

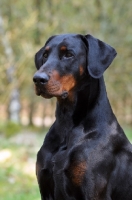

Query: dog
left=33, top=33, right=132, bottom=200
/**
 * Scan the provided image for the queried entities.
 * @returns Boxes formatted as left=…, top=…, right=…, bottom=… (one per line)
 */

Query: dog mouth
left=34, top=84, right=68, bottom=99
left=39, top=90, right=68, bottom=99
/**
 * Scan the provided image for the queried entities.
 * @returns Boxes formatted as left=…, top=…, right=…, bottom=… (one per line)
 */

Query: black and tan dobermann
left=33, top=34, right=132, bottom=200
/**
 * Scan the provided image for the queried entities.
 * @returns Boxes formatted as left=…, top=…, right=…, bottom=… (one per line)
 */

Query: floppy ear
left=85, top=34, right=117, bottom=78
left=34, top=47, right=44, bottom=70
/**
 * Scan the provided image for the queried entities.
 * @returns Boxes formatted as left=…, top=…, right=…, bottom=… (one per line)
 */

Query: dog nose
left=33, top=72, right=49, bottom=85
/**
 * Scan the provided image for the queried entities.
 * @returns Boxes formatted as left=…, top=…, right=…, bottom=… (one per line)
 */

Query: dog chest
left=36, top=133, right=115, bottom=200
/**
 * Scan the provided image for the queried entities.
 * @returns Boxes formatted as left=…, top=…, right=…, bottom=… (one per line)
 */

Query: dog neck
left=82, top=77, right=115, bottom=131
left=55, top=76, right=115, bottom=131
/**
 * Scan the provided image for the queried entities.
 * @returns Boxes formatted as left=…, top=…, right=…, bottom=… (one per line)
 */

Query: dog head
left=33, top=34, right=116, bottom=100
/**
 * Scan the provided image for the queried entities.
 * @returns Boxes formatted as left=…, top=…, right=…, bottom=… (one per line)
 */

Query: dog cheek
left=51, top=71, right=76, bottom=91
left=79, top=65, right=84, bottom=76
left=60, top=75, right=76, bottom=91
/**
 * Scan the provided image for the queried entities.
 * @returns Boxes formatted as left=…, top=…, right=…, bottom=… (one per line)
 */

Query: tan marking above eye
left=60, top=46, right=67, bottom=51
left=45, top=46, right=50, bottom=51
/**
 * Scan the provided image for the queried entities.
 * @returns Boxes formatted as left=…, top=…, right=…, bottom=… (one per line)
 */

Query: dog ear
left=85, top=34, right=117, bottom=78
left=34, top=47, right=44, bottom=70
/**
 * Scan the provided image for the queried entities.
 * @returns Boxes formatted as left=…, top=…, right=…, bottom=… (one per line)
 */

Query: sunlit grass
left=0, top=131, right=44, bottom=200
left=124, top=127, right=132, bottom=143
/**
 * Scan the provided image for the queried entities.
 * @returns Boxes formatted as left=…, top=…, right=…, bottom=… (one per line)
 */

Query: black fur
left=33, top=34, right=132, bottom=200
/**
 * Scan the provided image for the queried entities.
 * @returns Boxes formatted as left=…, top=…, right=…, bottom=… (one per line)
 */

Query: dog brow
left=45, top=46, right=50, bottom=51
left=60, top=46, right=67, bottom=51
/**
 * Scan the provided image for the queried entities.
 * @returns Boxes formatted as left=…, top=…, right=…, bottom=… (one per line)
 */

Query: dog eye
left=64, top=51, right=74, bottom=58
left=43, top=52, right=48, bottom=58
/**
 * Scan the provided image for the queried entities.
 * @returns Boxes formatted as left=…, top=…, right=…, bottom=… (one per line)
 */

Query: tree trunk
left=0, top=14, right=20, bottom=123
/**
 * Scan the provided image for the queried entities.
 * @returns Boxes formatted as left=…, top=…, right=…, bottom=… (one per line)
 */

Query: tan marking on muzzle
left=52, top=70, right=76, bottom=90
left=60, top=75, right=76, bottom=91
left=51, top=70, right=76, bottom=101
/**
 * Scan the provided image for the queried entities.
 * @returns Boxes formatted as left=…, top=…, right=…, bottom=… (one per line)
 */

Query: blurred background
left=0, top=0, right=132, bottom=199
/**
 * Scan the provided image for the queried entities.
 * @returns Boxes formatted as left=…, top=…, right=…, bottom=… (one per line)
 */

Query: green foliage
left=0, top=132, right=43, bottom=200
left=0, top=166, right=39, bottom=200
left=0, top=0, right=132, bottom=125
left=125, top=128, right=132, bottom=141
left=1, top=121, right=21, bottom=137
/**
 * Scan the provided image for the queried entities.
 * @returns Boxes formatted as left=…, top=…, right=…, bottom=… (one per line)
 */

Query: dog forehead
left=45, top=34, right=83, bottom=49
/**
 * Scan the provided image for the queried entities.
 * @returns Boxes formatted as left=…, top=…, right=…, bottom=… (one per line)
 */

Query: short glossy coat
left=33, top=34, right=132, bottom=200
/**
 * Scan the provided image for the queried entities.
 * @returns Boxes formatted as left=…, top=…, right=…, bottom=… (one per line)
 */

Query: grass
left=0, top=126, right=132, bottom=200
left=0, top=130, right=45, bottom=200
left=125, top=127, right=132, bottom=142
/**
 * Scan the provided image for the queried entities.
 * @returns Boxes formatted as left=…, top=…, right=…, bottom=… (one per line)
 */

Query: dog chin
left=35, top=88, right=69, bottom=99
left=35, top=90, right=41, bottom=96
left=40, top=91, right=69, bottom=100
left=40, top=93, right=53, bottom=99
left=35, top=88, right=53, bottom=98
